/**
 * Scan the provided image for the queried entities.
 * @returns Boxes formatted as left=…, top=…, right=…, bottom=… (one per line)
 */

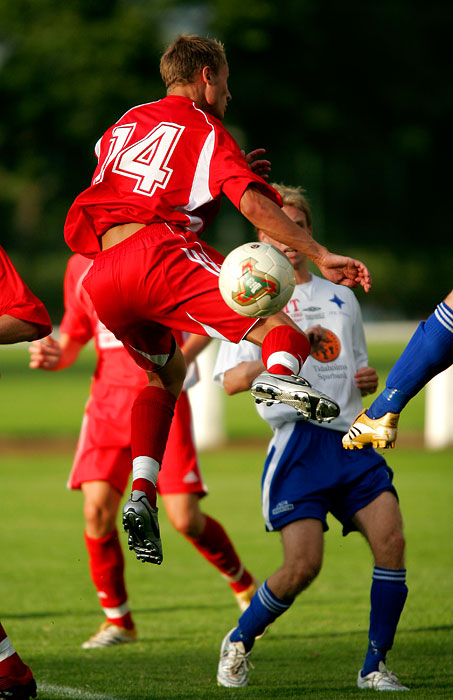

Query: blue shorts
left=261, top=421, right=397, bottom=535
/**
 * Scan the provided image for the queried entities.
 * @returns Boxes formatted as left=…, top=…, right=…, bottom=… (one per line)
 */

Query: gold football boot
left=342, top=408, right=400, bottom=449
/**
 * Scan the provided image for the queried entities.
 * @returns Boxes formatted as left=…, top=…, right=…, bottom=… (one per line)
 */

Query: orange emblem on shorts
left=311, top=329, right=341, bottom=363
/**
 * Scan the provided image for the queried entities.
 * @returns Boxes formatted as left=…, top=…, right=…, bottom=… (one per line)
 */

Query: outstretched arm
left=29, top=333, right=84, bottom=371
left=239, top=187, right=372, bottom=292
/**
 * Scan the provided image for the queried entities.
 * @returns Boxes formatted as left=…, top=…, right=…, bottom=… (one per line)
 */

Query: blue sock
left=361, top=567, right=408, bottom=677
left=368, top=302, right=453, bottom=418
left=230, top=581, right=294, bottom=652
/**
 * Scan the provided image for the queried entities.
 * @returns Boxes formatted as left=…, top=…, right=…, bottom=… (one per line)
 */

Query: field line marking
left=39, top=682, right=128, bottom=700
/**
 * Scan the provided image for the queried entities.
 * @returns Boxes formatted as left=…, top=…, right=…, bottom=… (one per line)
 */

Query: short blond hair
left=160, top=35, right=227, bottom=90
left=271, top=182, right=312, bottom=228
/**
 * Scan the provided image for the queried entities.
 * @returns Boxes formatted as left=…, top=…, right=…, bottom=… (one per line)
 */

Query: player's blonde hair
left=271, top=182, right=312, bottom=228
left=160, top=35, right=227, bottom=90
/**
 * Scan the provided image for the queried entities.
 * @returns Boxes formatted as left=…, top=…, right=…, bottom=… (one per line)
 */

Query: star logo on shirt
left=330, top=294, right=345, bottom=309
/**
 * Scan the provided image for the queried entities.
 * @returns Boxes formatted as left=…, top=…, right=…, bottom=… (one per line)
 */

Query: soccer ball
left=218, top=242, right=296, bottom=318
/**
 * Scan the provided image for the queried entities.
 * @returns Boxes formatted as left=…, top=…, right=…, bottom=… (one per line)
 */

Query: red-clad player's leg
left=0, top=622, right=36, bottom=699
left=84, top=530, right=133, bottom=629
left=261, top=325, right=310, bottom=375
left=122, top=342, right=186, bottom=565
left=79, top=477, right=137, bottom=648
left=131, top=385, right=176, bottom=508
left=246, top=314, right=341, bottom=423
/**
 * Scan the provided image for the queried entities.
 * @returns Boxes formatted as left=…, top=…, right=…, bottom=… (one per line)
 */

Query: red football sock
left=0, top=623, right=27, bottom=677
left=131, top=386, right=176, bottom=507
left=261, top=325, right=310, bottom=375
left=187, top=515, right=253, bottom=593
left=84, top=530, right=134, bottom=630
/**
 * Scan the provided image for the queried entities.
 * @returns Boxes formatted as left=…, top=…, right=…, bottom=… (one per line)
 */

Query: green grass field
left=0, top=342, right=452, bottom=699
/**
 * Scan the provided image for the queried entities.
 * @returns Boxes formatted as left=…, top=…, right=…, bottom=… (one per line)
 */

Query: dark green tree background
left=0, top=0, right=451, bottom=320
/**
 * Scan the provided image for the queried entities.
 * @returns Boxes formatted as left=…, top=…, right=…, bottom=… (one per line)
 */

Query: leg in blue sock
left=217, top=519, right=323, bottom=687
left=361, top=568, right=408, bottom=676
left=352, top=492, right=408, bottom=685
left=368, top=297, right=453, bottom=419
left=230, top=581, right=294, bottom=651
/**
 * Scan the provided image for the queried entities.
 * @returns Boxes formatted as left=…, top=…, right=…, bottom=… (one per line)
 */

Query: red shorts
left=67, top=386, right=206, bottom=497
left=83, top=224, right=258, bottom=371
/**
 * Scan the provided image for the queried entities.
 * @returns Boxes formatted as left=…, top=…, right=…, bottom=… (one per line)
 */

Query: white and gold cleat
left=82, top=621, right=137, bottom=649
left=342, top=409, right=400, bottom=450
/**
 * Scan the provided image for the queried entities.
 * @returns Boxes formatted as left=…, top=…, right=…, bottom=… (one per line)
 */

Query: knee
left=84, top=500, right=115, bottom=537
left=168, top=510, right=202, bottom=539
left=376, top=529, right=406, bottom=569
left=284, top=559, right=321, bottom=597
left=390, top=529, right=406, bottom=565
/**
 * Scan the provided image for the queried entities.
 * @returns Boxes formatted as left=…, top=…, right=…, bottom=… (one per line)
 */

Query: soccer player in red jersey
left=29, top=253, right=259, bottom=648
left=64, top=35, right=372, bottom=565
left=0, top=246, right=52, bottom=700
left=0, top=246, right=51, bottom=346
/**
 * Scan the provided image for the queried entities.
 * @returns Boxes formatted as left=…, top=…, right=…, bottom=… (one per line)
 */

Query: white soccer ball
left=218, top=242, right=296, bottom=318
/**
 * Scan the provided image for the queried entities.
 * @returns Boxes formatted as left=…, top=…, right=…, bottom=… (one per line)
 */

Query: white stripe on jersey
left=179, top=128, right=215, bottom=233
left=262, top=423, right=296, bottom=531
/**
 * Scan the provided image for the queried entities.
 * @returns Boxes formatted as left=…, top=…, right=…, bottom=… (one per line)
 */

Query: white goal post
left=424, top=364, right=453, bottom=450
left=188, top=339, right=225, bottom=450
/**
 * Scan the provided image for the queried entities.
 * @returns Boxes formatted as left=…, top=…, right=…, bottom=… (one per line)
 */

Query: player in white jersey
left=213, top=184, right=409, bottom=692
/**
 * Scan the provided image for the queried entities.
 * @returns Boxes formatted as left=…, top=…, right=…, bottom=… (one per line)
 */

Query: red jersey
left=0, top=246, right=52, bottom=337
left=60, top=254, right=149, bottom=388
left=64, top=95, right=281, bottom=257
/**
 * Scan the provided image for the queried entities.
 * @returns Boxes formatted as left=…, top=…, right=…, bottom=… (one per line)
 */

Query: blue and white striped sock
left=361, top=566, right=408, bottom=676
left=368, top=301, right=453, bottom=418
left=230, top=581, right=294, bottom=651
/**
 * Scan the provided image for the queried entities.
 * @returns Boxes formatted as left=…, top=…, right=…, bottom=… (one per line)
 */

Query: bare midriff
left=101, top=222, right=145, bottom=250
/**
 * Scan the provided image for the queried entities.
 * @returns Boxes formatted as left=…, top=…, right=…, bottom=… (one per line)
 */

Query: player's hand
left=29, top=336, right=62, bottom=370
left=354, top=365, right=379, bottom=396
left=242, top=148, right=271, bottom=180
left=317, top=252, right=372, bottom=292
left=305, top=324, right=327, bottom=355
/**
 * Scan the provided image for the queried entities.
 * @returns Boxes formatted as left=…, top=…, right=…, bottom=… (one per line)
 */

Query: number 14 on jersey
left=93, top=122, right=185, bottom=197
